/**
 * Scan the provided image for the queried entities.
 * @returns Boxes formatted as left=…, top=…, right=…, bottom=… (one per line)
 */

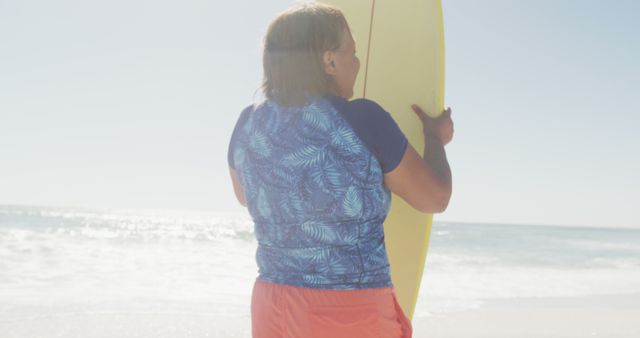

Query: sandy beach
left=1, top=293, right=638, bottom=338
left=413, top=293, right=640, bottom=338
left=0, top=299, right=252, bottom=338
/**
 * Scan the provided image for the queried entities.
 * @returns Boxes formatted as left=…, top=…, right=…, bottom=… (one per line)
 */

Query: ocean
left=1, top=204, right=640, bottom=337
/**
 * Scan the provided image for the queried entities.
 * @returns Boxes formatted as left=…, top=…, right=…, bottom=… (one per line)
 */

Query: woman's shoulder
left=234, top=103, right=256, bottom=128
left=326, top=95, right=387, bottom=117
left=347, top=97, right=386, bottom=111
left=326, top=95, right=408, bottom=173
left=326, top=96, right=395, bottom=129
left=236, top=99, right=271, bottom=123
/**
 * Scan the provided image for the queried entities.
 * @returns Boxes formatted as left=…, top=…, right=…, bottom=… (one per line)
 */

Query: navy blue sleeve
left=331, top=97, right=409, bottom=173
left=227, top=104, right=254, bottom=170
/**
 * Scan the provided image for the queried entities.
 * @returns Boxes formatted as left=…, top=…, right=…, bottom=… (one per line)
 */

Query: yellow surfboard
left=322, top=0, right=445, bottom=320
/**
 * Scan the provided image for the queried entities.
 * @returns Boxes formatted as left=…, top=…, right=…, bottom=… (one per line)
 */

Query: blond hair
left=262, top=2, right=350, bottom=107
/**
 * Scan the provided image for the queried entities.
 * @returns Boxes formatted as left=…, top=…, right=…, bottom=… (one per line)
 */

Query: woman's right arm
left=384, top=106, right=453, bottom=213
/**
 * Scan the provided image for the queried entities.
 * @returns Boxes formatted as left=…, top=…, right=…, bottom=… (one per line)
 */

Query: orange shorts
left=251, top=279, right=412, bottom=338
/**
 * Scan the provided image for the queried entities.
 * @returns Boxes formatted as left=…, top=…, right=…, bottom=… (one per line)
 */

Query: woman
left=227, top=3, right=453, bottom=337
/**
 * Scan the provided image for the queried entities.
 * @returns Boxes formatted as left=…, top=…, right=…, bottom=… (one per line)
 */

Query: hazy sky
left=1, top=0, right=638, bottom=228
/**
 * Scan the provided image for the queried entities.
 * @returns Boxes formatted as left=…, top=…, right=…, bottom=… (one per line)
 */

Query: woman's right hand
left=411, top=105, right=454, bottom=146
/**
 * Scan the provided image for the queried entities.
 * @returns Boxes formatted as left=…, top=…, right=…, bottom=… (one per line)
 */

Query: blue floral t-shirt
left=228, top=95, right=408, bottom=290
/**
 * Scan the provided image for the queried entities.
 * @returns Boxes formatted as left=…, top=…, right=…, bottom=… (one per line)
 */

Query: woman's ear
left=323, top=50, right=337, bottom=75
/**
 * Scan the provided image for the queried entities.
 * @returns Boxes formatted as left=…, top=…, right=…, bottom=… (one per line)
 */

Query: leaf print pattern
left=283, top=145, right=326, bottom=168
left=342, top=186, right=363, bottom=218
left=330, top=125, right=363, bottom=155
left=249, top=130, right=272, bottom=158
left=302, top=104, right=332, bottom=131
left=256, top=187, right=271, bottom=219
left=309, top=164, right=343, bottom=195
left=300, top=221, right=340, bottom=245
left=231, top=96, right=393, bottom=290
left=232, top=147, right=246, bottom=167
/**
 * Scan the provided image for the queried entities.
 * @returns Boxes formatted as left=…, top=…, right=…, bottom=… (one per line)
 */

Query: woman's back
left=228, top=95, right=407, bottom=290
